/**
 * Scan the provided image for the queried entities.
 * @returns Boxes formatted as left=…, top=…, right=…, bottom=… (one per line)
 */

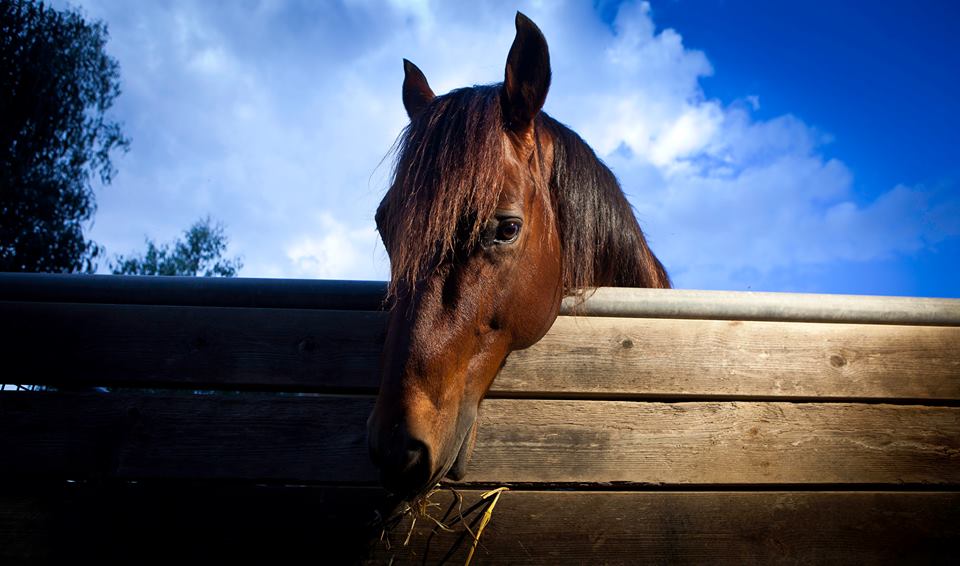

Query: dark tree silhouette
left=111, top=217, right=243, bottom=277
left=0, top=0, right=128, bottom=273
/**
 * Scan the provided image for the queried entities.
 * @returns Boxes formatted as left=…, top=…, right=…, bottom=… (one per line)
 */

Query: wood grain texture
left=469, top=399, right=960, bottom=485
left=374, top=489, right=960, bottom=565
left=2, top=484, right=957, bottom=565
left=498, top=316, right=960, bottom=400
left=2, top=392, right=957, bottom=485
left=3, top=301, right=958, bottom=401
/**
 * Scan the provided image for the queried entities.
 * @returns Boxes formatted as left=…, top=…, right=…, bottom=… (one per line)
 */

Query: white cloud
left=61, top=0, right=956, bottom=290
left=283, top=214, right=383, bottom=280
left=533, top=1, right=958, bottom=289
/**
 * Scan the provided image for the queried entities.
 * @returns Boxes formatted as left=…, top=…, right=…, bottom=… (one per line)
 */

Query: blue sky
left=58, top=0, right=959, bottom=297
left=626, top=0, right=960, bottom=297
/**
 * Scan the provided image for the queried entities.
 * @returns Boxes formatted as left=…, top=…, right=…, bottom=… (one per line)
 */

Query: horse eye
left=495, top=220, right=522, bottom=243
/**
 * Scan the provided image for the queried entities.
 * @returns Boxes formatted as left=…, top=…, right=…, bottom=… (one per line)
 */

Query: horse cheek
left=509, top=233, right=563, bottom=350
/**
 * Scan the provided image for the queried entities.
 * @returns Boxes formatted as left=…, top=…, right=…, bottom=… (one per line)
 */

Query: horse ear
left=402, top=59, right=435, bottom=120
left=503, top=12, right=551, bottom=133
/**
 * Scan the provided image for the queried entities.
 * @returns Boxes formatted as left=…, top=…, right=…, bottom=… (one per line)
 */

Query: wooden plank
left=0, top=392, right=376, bottom=483
left=373, top=490, right=960, bottom=565
left=0, top=272, right=388, bottom=310
left=2, top=392, right=957, bottom=485
left=499, top=316, right=960, bottom=400
left=3, top=302, right=959, bottom=401
left=2, top=484, right=957, bottom=564
left=0, top=482, right=389, bottom=565
left=0, top=301, right=385, bottom=390
left=469, top=399, right=960, bottom=485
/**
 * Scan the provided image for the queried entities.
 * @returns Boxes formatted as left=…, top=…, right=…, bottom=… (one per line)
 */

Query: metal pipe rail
left=2, top=273, right=959, bottom=325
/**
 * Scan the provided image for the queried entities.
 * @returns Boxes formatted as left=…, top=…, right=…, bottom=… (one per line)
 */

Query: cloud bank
left=64, top=0, right=957, bottom=290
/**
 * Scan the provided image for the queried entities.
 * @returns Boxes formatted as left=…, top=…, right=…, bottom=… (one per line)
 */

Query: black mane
left=540, top=115, right=670, bottom=291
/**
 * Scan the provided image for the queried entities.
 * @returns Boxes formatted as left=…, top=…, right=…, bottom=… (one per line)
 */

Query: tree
left=111, top=217, right=243, bottom=277
left=0, top=0, right=128, bottom=273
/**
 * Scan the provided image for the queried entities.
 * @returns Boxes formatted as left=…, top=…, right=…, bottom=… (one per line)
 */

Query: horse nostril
left=377, top=434, right=432, bottom=497
left=400, top=441, right=425, bottom=473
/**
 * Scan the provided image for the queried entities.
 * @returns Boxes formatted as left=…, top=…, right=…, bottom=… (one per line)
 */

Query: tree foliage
left=0, top=0, right=128, bottom=273
left=111, top=217, right=243, bottom=277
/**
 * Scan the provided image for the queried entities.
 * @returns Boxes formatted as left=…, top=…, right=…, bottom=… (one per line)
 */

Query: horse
left=367, top=12, right=670, bottom=498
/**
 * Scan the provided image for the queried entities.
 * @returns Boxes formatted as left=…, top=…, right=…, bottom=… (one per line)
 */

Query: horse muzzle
left=368, top=427, right=432, bottom=497
left=367, top=405, right=478, bottom=498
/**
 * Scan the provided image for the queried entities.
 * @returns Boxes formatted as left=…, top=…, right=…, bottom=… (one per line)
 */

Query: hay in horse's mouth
left=376, top=484, right=509, bottom=565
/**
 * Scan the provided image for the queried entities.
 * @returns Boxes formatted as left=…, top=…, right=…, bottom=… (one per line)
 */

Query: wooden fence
left=1, top=273, right=958, bottom=564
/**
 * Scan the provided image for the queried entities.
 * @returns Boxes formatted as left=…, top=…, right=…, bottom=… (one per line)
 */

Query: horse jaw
left=445, top=418, right=478, bottom=481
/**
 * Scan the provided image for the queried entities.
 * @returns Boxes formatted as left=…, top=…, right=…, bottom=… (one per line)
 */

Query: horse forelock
left=380, top=85, right=508, bottom=298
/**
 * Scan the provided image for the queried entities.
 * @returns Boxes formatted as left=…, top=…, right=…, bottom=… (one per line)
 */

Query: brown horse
left=367, top=12, right=670, bottom=498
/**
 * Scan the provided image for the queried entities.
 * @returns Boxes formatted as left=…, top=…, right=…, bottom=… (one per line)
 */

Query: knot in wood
left=829, top=354, right=847, bottom=368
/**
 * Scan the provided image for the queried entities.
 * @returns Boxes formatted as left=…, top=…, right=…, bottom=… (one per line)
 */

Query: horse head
left=367, top=12, right=669, bottom=498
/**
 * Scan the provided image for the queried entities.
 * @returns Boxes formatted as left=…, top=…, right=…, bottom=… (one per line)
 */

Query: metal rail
left=2, top=273, right=958, bottom=325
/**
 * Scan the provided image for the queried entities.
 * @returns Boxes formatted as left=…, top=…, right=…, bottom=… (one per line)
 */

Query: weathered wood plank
left=2, top=484, right=957, bottom=565
left=499, top=316, right=960, bottom=400
left=374, top=489, right=960, bottom=565
left=0, top=273, right=388, bottom=310
left=0, top=301, right=386, bottom=390
left=469, top=399, right=960, bottom=485
left=0, top=392, right=375, bottom=483
left=0, top=482, right=388, bottom=565
left=2, top=392, right=957, bottom=485
left=3, top=302, right=959, bottom=400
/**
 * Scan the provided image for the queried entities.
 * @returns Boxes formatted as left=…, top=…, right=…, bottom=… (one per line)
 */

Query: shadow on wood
left=4, top=483, right=958, bottom=565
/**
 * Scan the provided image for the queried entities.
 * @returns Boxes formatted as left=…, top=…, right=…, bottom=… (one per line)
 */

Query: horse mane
left=377, top=84, right=670, bottom=299
left=540, top=116, right=671, bottom=292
